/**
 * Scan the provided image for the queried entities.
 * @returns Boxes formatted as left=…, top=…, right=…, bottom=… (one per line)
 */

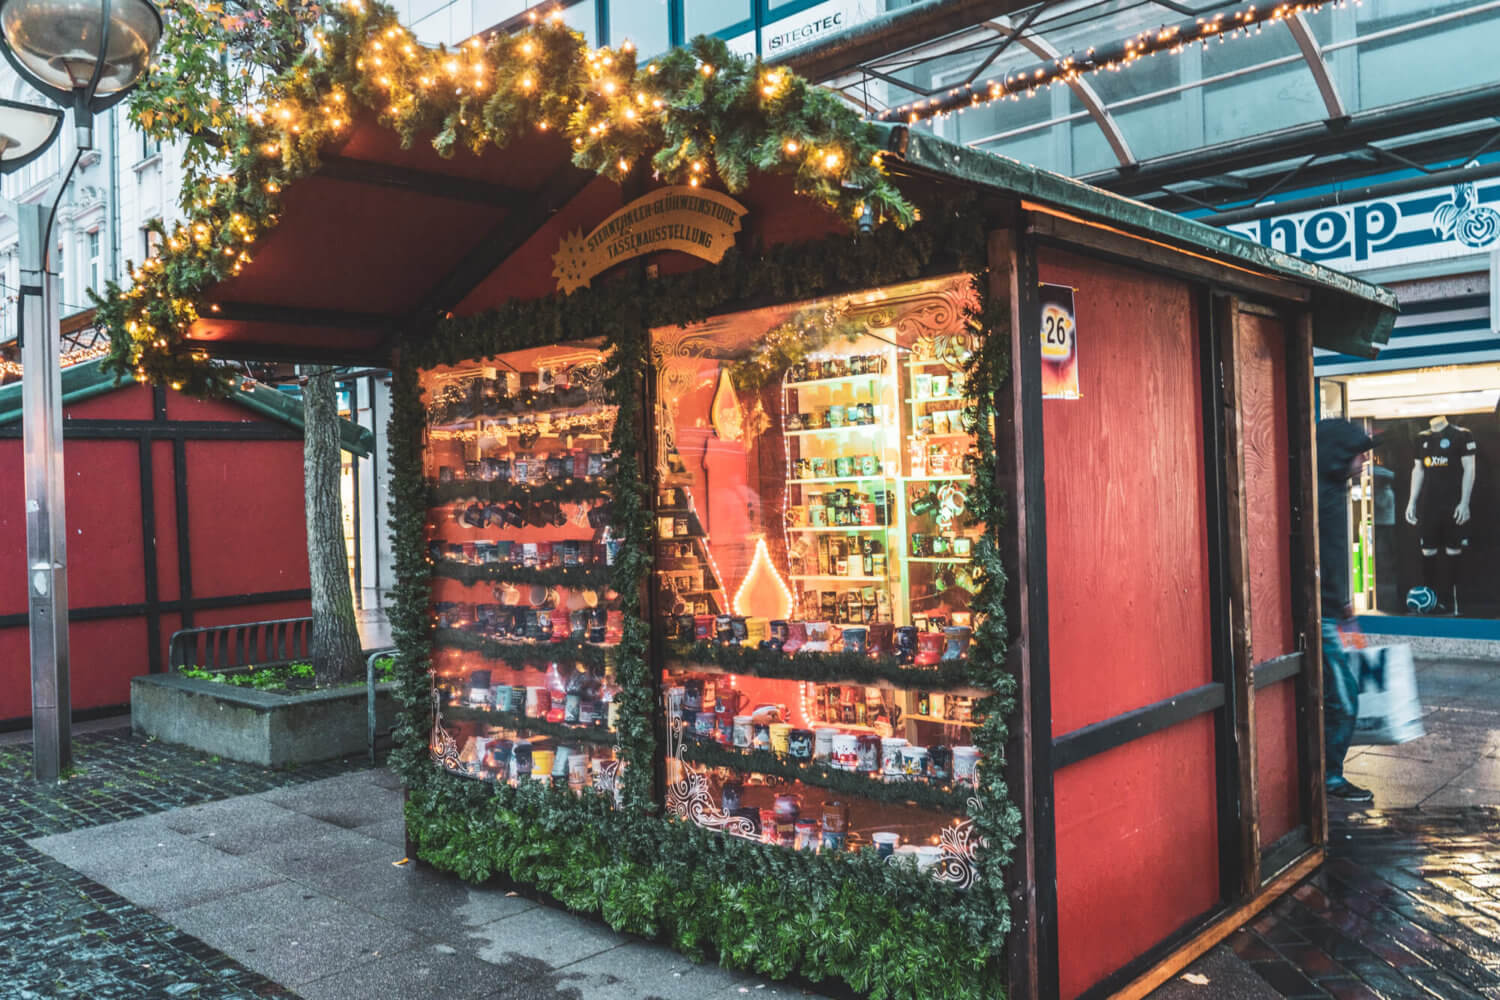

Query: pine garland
left=430, top=559, right=613, bottom=589
left=95, top=2, right=912, bottom=393
left=433, top=627, right=614, bottom=669
left=666, top=640, right=976, bottom=691
left=427, top=478, right=609, bottom=505
left=442, top=704, right=618, bottom=746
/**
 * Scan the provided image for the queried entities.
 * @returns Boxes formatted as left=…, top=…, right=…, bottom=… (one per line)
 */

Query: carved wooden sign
left=552, top=186, right=747, bottom=294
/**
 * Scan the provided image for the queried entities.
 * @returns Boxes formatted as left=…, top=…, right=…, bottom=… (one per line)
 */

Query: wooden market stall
left=105, top=11, right=1397, bottom=998
left=0, top=358, right=373, bottom=726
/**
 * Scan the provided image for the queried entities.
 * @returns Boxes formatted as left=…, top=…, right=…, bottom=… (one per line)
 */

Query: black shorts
left=1418, top=508, right=1470, bottom=551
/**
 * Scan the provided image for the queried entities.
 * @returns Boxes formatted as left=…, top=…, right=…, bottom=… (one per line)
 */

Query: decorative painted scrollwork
left=593, top=757, right=624, bottom=805
left=665, top=749, right=759, bottom=840
left=934, top=797, right=985, bottom=890
left=429, top=689, right=461, bottom=771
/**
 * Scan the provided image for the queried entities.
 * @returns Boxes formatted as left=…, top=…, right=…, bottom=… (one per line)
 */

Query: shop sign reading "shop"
left=1222, top=179, right=1500, bottom=273
left=552, top=187, right=747, bottom=294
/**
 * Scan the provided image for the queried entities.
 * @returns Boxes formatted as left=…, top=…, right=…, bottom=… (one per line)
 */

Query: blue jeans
left=1321, top=617, right=1360, bottom=781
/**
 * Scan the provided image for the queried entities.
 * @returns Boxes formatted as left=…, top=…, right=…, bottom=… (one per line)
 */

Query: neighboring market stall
left=100, top=7, right=1397, bottom=998
left=0, top=357, right=372, bottom=726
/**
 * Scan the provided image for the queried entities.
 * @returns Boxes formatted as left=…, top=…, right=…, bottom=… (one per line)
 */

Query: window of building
left=86, top=230, right=102, bottom=293
left=684, top=0, right=751, bottom=39
left=141, top=130, right=161, bottom=160
left=607, top=0, right=670, bottom=55
left=142, top=224, right=163, bottom=261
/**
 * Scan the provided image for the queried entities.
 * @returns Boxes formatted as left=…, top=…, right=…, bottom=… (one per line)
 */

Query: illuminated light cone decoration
left=732, top=534, right=793, bottom=621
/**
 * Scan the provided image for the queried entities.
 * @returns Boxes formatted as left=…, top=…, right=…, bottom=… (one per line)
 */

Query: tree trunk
left=303, top=368, right=362, bottom=687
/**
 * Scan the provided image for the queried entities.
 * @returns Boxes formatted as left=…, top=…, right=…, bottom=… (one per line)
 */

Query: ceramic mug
left=831, top=733, right=860, bottom=770
left=872, top=832, right=901, bottom=858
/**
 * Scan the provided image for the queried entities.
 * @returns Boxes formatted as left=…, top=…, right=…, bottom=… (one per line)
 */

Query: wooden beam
left=1218, top=294, right=1261, bottom=901
left=183, top=337, right=387, bottom=366
left=1053, top=683, right=1226, bottom=771
left=407, top=165, right=597, bottom=320
left=207, top=301, right=388, bottom=331
left=989, top=224, right=1041, bottom=1000
left=1109, top=848, right=1324, bottom=1000
left=318, top=155, right=529, bottom=208
left=1024, top=206, right=1311, bottom=306
left=1289, top=312, right=1328, bottom=849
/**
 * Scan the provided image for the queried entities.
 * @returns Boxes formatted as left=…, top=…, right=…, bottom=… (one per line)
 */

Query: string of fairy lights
left=876, top=0, right=1360, bottom=125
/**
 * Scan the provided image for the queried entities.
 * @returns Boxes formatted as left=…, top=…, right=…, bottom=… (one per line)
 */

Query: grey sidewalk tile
left=1421, top=786, right=1500, bottom=809
left=31, top=822, right=228, bottom=885
left=238, top=821, right=403, bottom=880
left=166, top=800, right=335, bottom=856
left=461, top=904, right=629, bottom=970
left=268, top=778, right=403, bottom=830
left=105, top=851, right=286, bottom=912
left=165, top=880, right=420, bottom=987
left=296, top=941, right=509, bottom=1000
left=293, top=856, right=537, bottom=933
left=553, top=942, right=755, bottom=999
left=1147, top=945, right=1283, bottom=1000
left=1448, top=759, right=1500, bottom=792
left=355, top=816, right=408, bottom=848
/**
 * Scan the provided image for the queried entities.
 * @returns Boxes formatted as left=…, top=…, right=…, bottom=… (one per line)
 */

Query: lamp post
left=0, top=0, right=160, bottom=780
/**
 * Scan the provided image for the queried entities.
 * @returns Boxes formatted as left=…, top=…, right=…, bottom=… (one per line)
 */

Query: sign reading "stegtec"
left=765, top=0, right=877, bottom=53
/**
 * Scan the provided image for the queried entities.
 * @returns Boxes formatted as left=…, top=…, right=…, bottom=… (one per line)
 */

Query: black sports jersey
left=1415, top=424, right=1477, bottom=515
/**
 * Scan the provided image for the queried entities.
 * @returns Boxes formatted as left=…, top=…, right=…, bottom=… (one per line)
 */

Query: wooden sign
left=1039, top=283, right=1080, bottom=400
left=552, top=186, right=747, bottom=294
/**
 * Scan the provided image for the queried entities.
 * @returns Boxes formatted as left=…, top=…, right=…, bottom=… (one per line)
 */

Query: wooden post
left=1289, top=313, right=1328, bottom=848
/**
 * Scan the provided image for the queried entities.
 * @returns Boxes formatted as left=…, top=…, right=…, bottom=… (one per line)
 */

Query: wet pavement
left=4, top=654, right=1499, bottom=999
left=1154, top=657, right=1500, bottom=1000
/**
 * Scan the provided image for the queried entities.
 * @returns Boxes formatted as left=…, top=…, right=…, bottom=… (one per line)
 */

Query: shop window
left=606, top=0, right=669, bottom=55
left=1342, top=363, right=1498, bottom=618
left=653, top=274, right=985, bottom=859
left=420, top=341, right=623, bottom=795
left=683, top=0, right=750, bottom=39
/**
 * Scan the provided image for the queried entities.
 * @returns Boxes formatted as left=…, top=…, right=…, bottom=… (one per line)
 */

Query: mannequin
left=1405, top=415, right=1477, bottom=613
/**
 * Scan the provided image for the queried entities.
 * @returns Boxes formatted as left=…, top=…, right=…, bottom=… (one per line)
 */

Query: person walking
left=1317, top=418, right=1380, bottom=802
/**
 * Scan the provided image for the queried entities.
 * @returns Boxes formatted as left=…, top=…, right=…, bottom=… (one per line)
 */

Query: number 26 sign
left=1039, top=283, right=1080, bottom=400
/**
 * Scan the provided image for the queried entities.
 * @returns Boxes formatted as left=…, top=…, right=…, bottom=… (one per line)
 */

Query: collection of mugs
left=786, top=354, right=887, bottom=383
left=462, top=669, right=619, bottom=731
left=436, top=449, right=613, bottom=486
left=452, top=733, right=602, bottom=790
left=667, top=614, right=974, bottom=666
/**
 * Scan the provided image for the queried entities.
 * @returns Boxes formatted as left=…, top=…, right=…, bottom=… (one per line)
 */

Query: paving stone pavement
left=0, top=726, right=365, bottom=998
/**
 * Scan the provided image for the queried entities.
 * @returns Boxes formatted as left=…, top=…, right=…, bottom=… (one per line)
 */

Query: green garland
left=430, top=559, right=612, bottom=589
left=442, top=704, right=618, bottom=746
left=96, top=2, right=911, bottom=393
left=385, top=203, right=1013, bottom=996
left=679, top=740, right=971, bottom=814
left=433, top=627, right=613, bottom=669
left=666, top=640, right=976, bottom=691
left=405, top=766, right=999, bottom=999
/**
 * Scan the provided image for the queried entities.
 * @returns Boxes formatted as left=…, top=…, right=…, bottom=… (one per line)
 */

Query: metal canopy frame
left=810, top=0, right=1500, bottom=211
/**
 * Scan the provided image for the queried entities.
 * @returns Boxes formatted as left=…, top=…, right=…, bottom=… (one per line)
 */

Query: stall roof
left=0, top=360, right=374, bottom=457
left=176, top=104, right=1395, bottom=368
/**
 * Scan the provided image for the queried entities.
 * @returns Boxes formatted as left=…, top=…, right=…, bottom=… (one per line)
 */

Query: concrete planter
left=131, top=673, right=399, bottom=767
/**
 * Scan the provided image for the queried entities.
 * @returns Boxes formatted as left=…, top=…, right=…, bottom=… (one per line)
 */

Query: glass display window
left=650, top=274, right=987, bottom=857
left=420, top=341, right=624, bottom=796
left=1339, top=362, right=1499, bottom=618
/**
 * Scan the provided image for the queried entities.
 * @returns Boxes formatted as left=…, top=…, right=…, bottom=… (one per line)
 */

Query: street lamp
left=0, top=0, right=160, bottom=780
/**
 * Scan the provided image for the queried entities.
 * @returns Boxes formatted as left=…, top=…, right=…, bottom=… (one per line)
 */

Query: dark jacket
left=1317, top=419, right=1377, bottom=615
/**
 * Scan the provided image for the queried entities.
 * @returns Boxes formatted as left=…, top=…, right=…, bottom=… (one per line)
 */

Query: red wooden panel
left=0, top=627, right=27, bottom=720
left=1039, top=247, right=1217, bottom=997
left=165, top=389, right=265, bottom=424
left=153, top=440, right=180, bottom=602
left=1237, top=312, right=1294, bottom=662
left=1256, top=680, right=1301, bottom=846
left=69, top=617, right=149, bottom=711
left=182, top=440, right=310, bottom=597
left=1054, top=716, right=1222, bottom=1000
left=0, top=441, right=22, bottom=613
left=190, top=600, right=313, bottom=632
left=1039, top=248, right=1213, bottom=735
left=64, top=440, right=146, bottom=609
left=63, top=381, right=153, bottom=421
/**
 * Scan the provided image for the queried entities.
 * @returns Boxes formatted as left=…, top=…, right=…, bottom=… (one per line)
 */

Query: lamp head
left=0, top=95, right=62, bottom=173
left=0, top=0, right=162, bottom=148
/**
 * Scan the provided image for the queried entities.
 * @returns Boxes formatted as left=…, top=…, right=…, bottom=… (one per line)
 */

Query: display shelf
left=786, top=476, right=889, bottom=485
left=908, top=556, right=972, bottom=564
left=904, top=714, right=980, bottom=728
left=784, top=372, right=888, bottom=389
left=663, top=640, right=981, bottom=692
left=433, top=627, right=614, bottom=667
left=442, top=704, right=618, bottom=745
left=430, top=561, right=614, bottom=588
left=784, top=425, right=882, bottom=437
left=426, top=478, right=610, bottom=506
left=427, top=399, right=617, bottom=431
left=904, top=395, right=964, bottom=404
left=904, top=474, right=972, bottom=483
left=790, top=574, right=888, bottom=583
left=678, top=739, right=970, bottom=813
left=787, top=525, right=891, bottom=534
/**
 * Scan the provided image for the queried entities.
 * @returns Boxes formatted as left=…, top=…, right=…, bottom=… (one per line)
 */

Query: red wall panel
left=62, top=441, right=146, bottom=609
left=182, top=440, right=310, bottom=597
left=1235, top=309, right=1301, bottom=845
left=153, top=440, right=181, bottom=602
left=0, top=628, right=27, bottom=719
left=0, top=618, right=149, bottom=719
left=191, top=600, right=312, bottom=633
left=1038, top=247, right=1218, bottom=998
left=165, top=390, right=266, bottom=424
left=63, top=381, right=153, bottom=421
left=0, top=444, right=23, bottom=614
left=1053, top=717, right=1221, bottom=1000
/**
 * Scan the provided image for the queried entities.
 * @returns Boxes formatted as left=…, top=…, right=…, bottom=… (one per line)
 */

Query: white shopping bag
left=1352, top=644, right=1425, bottom=745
